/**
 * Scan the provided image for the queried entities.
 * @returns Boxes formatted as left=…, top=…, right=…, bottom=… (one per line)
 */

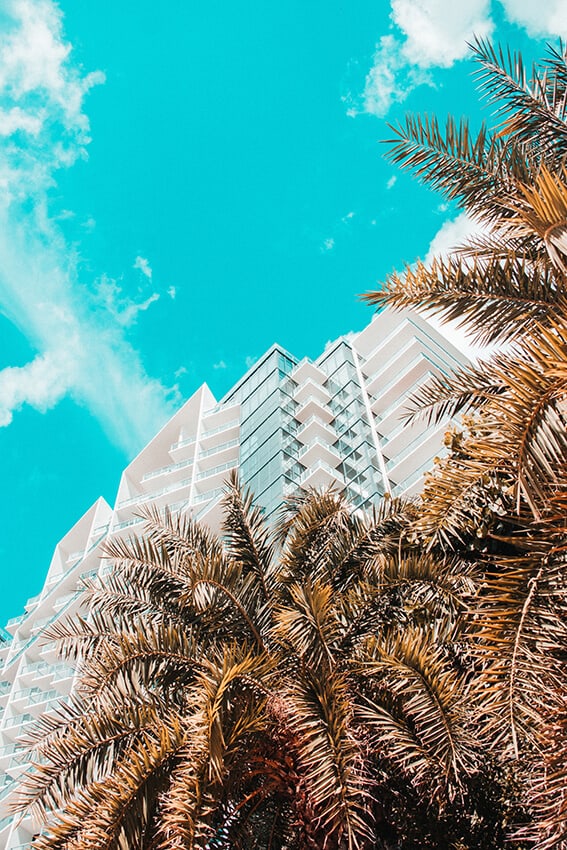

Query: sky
left=0, top=0, right=564, bottom=624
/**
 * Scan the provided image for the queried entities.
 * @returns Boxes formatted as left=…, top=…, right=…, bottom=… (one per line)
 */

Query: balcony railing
left=142, top=456, right=194, bottom=482
left=193, top=487, right=223, bottom=505
left=200, top=418, right=240, bottom=440
left=198, top=438, right=239, bottom=459
left=170, top=416, right=240, bottom=452
left=5, top=614, right=24, bottom=628
left=117, top=475, right=193, bottom=510
left=296, top=414, right=334, bottom=437
left=299, top=460, right=344, bottom=485
left=298, top=437, right=338, bottom=460
left=195, top=460, right=238, bottom=481
left=2, top=712, right=33, bottom=729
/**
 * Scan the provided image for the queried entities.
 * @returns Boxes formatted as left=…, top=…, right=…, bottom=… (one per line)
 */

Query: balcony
left=0, top=743, right=21, bottom=758
left=53, top=591, right=81, bottom=612
left=293, top=378, right=330, bottom=405
left=195, top=459, right=238, bottom=483
left=199, top=417, right=240, bottom=445
left=294, top=395, right=333, bottom=424
left=51, top=663, right=76, bottom=683
left=142, top=456, right=194, bottom=482
left=5, top=614, right=25, bottom=635
left=10, top=687, right=41, bottom=704
left=20, top=660, right=51, bottom=676
left=298, top=437, right=340, bottom=469
left=299, top=460, right=345, bottom=490
left=2, top=712, right=33, bottom=730
left=112, top=516, right=145, bottom=532
left=169, top=433, right=197, bottom=452
left=65, top=550, right=85, bottom=565
left=193, top=487, right=224, bottom=505
left=295, top=414, right=335, bottom=444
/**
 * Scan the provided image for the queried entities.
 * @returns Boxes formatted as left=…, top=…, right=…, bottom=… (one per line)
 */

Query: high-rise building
left=0, top=308, right=468, bottom=846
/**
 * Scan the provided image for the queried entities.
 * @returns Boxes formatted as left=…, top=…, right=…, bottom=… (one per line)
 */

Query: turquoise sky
left=0, top=0, right=563, bottom=623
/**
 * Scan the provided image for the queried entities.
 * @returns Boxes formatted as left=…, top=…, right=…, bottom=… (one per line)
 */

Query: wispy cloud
left=354, top=1, right=567, bottom=119
left=94, top=274, right=160, bottom=328
left=133, top=255, right=152, bottom=280
left=359, top=1, right=493, bottom=117
left=320, top=211, right=357, bottom=253
left=386, top=175, right=397, bottom=190
left=213, top=360, right=227, bottom=370
left=424, top=210, right=486, bottom=265
left=0, top=0, right=175, bottom=455
left=500, top=0, right=567, bottom=39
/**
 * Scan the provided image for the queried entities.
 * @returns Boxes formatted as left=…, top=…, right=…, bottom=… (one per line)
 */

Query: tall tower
left=0, top=308, right=468, bottom=846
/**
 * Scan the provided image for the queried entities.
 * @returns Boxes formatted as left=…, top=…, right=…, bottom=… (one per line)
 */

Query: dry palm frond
left=467, top=551, right=567, bottom=759
left=516, top=689, right=567, bottom=850
left=364, top=253, right=565, bottom=346
left=472, top=39, right=567, bottom=161
left=500, top=166, right=567, bottom=272
left=273, top=579, right=341, bottom=671
left=16, top=697, right=171, bottom=819
left=281, top=668, right=371, bottom=849
left=222, top=470, right=275, bottom=597
left=359, top=627, right=475, bottom=798
left=30, top=719, right=185, bottom=850
left=384, top=113, right=519, bottom=218
left=277, top=488, right=353, bottom=586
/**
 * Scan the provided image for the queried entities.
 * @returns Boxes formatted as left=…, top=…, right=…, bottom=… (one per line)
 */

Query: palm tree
left=364, top=39, right=567, bottom=847
left=13, top=475, right=502, bottom=849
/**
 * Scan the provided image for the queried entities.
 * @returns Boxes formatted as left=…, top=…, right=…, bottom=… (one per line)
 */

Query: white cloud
left=133, top=254, right=152, bottom=280
left=392, top=0, right=492, bottom=68
left=321, top=237, right=335, bottom=252
left=0, top=105, right=41, bottom=135
left=499, top=0, right=567, bottom=39
left=386, top=175, right=397, bottom=190
left=424, top=210, right=486, bottom=264
left=213, top=360, right=227, bottom=370
left=419, top=211, right=492, bottom=360
left=0, top=350, right=70, bottom=426
left=361, top=0, right=493, bottom=117
left=167, top=285, right=176, bottom=299
left=358, top=0, right=567, bottom=120
left=0, top=0, right=104, bottom=196
left=363, top=35, right=420, bottom=116
left=245, top=355, right=257, bottom=370
left=0, top=0, right=174, bottom=454
left=94, top=274, right=160, bottom=327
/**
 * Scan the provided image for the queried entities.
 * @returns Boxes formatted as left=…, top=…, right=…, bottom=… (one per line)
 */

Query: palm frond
left=359, top=628, right=475, bottom=795
left=364, top=254, right=565, bottom=346
left=468, top=552, right=567, bottom=758
left=282, top=668, right=371, bottom=848
left=384, top=112, right=532, bottom=219
left=30, top=719, right=185, bottom=850
left=472, top=39, right=567, bottom=162
left=273, top=580, right=340, bottom=671
left=222, top=470, right=275, bottom=598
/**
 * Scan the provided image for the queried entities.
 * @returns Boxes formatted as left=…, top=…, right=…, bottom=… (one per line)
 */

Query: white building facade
left=0, top=308, right=468, bottom=847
